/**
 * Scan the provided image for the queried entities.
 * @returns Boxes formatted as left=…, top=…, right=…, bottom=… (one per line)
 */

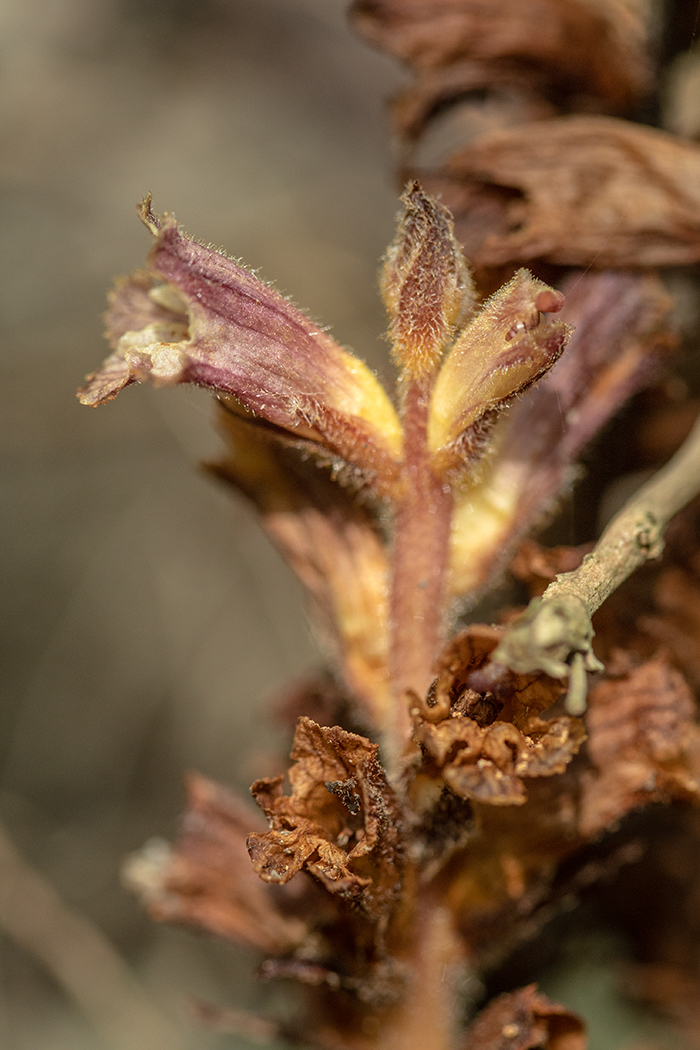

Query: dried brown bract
left=580, top=656, right=700, bottom=839
left=351, top=0, right=650, bottom=115
left=422, top=117, right=700, bottom=270
left=461, top=984, right=586, bottom=1050
left=248, top=717, right=403, bottom=922
left=123, top=774, right=307, bottom=954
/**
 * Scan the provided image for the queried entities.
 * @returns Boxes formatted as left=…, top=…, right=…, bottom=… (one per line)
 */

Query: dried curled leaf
left=79, top=198, right=402, bottom=489
left=422, top=116, right=700, bottom=269
left=248, top=718, right=403, bottom=921
left=461, top=984, right=586, bottom=1050
left=580, top=656, right=700, bottom=839
left=122, top=774, right=306, bottom=953
left=352, top=0, right=650, bottom=113
left=381, top=180, right=475, bottom=380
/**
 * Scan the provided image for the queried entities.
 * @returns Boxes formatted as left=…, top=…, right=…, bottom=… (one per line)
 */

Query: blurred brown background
left=0, top=1, right=404, bottom=1046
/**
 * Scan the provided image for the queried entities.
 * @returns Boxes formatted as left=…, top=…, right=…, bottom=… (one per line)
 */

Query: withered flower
left=248, top=717, right=403, bottom=922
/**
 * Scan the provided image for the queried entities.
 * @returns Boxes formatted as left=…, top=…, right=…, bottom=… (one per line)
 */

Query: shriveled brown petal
left=122, top=774, right=306, bottom=953
left=579, top=656, right=700, bottom=839
left=428, top=269, right=568, bottom=464
left=352, top=0, right=649, bottom=113
left=394, top=66, right=555, bottom=163
left=381, top=181, right=475, bottom=380
left=519, top=716, right=586, bottom=777
left=248, top=718, right=403, bottom=921
left=425, top=624, right=565, bottom=728
left=413, top=626, right=582, bottom=807
left=425, top=116, right=700, bottom=269
left=79, top=199, right=402, bottom=489
left=448, top=270, right=674, bottom=604
left=461, top=984, right=586, bottom=1050
left=417, top=713, right=584, bottom=807
left=210, top=404, right=391, bottom=731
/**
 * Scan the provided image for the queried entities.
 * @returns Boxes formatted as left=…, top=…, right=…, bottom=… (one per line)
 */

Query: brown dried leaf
left=248, top=718, right=403, bottom=921
left=461, top=984, right=586, bottom=1050
left=122, top=774, right=306, bottom=953
left=352, top=0, right=649, bottom=112
left=423, top=116, right=700, bottom=269
left=580, top=656, right=700, bottom=839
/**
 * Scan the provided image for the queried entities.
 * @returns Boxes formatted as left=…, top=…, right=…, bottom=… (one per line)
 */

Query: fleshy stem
left=389, top=378, right=453, bottom=765
left=380, top=901, right=466, bottom=1050
left=492, top=414, right=700, bottom=712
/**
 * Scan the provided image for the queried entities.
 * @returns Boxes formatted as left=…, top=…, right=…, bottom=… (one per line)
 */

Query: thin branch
left=492, top=414, right=700, bottom=712
left=0, top=821, right=187, bottom=1050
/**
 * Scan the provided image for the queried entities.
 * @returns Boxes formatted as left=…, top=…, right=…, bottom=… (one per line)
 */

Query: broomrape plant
left=77, top=158, right=700, bottom=1047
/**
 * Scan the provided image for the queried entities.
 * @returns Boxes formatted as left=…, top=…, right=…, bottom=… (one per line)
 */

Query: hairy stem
left=382, top=903, right=466, bottom=1050
left=493, top=414, right=700, bottom=703
left=390, top=381, right=453, bottom=759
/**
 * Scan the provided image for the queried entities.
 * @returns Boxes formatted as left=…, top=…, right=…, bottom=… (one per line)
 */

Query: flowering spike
left=381, top=181, right=475, bottom=382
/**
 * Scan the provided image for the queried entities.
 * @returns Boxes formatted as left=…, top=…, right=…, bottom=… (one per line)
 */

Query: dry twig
left=493, top=415, right=700, bottom=712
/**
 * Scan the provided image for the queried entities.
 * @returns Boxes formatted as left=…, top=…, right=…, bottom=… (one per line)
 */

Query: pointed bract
left=381, top=181, right=475, bottom=381
left=210, top=404, right=392, bottom=730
